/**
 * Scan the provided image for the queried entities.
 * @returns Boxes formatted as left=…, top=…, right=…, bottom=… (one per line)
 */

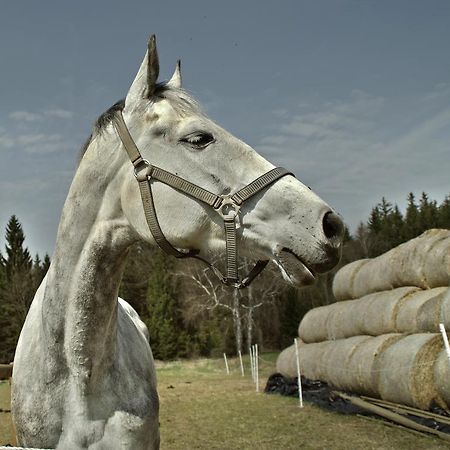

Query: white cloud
left=15, top=133, right=65, bottom=154
left=383, top=108, right=450, bottom=157
left=2, top=106, right=76, bottom=155
left=9, top=110, right=42, bottom=122
left=8, top=107, right=74, bottom=123
left=421, top=82, right=450, bottom=102
left=0, top=127, right=15, bottom=149
left=258, top=89, right=450, bottom=230
left=0, top=128, right=72, bottom=155
left=0, top=135, right=15, bottom=149
left=44, top=108, right=73, bottom=119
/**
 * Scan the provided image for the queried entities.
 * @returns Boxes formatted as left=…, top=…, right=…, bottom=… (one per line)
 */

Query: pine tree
left=0, top=250, right=6, bottom=337
left=42, top=254, right=51, bottom=273
left=387, top=205, right=404, bottom=247
left=404, top=193, right=420, bottom=240
left=379, top=197, right=392, bottom=220
left=2, top=216, right=32, bottom=279
left=279, top=288, right=305, bottom=348
left=367, top=199, right=394, bottom=256
left=418, top=192, right=439, bottom=232
left=0, top=216, right=34, bottom=362
left=119, top=242, right=153, bottom=318
left=367, top=205, right=383, bottom=235
left=144, top=251, right=184, bottom=360
left=438, top=195, right=450, bottom=229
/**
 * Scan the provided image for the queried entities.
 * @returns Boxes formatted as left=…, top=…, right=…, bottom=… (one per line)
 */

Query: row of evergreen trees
left=0, top=216, right=49, bottom=362
left=348, top=192, right=450, bottom=260
left=0, top=192, right=449, bottom=363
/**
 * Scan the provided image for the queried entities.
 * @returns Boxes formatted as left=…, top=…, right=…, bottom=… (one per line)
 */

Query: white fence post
left=255, top=343, right=259, bottom=392
left=440, top=323, right=450, bottom=366
left=223, top=353, right=230, bottom=375
left=238, top=350, right=245, bottom=376
left=250, top=346, right=255, bottom=381
left=294, top=337, right=304, bottom=408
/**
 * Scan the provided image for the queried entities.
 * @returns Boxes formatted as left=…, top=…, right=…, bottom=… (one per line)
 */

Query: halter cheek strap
left=113, top=111, right=293, bottom=289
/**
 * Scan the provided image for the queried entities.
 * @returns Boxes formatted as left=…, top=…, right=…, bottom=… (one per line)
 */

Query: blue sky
left=1, top=0, right=449, bottom=257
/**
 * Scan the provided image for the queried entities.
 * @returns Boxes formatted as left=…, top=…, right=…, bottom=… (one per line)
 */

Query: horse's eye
left=180, top=132, right=215, bottom=149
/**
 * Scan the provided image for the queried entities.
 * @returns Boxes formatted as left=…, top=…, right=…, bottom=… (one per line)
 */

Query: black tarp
left=264, top=373, right=450, bottom=434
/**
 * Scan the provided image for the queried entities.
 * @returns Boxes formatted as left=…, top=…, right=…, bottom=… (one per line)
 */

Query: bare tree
left=177, top=258, right=285, bottom=354
left=176, top=261, right=244, bottom=354
left=240, top=263, right=283, bottom=349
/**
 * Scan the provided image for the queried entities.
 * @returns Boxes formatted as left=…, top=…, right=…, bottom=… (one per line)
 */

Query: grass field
left=0, top=353, right=448, bottom=449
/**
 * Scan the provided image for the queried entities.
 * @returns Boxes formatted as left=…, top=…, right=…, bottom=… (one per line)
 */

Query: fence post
left=255, top=344, right=259, bottom=392
left=238, top=350, right=245, bottom=376
left=250, top=346, right=255, bottom=381
left=223, top=353, right=230, bottom=375
left=440, top=323, right=450, bottom=366
left=294, top=337, right=304, bottom=408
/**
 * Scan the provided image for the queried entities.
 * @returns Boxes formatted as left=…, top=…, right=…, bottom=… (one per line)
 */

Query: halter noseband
left=113, top=111, right=293, bottom=289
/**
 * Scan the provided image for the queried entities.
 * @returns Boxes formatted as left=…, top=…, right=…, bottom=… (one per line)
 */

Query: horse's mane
left=79, top=83, right=201, bottom=160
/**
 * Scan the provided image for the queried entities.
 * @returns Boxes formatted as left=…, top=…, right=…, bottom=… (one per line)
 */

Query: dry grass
left=0, top=354, right=448, bottom=449
left=156, top=354, right=447, bottom=450
left=0, top=380, right=14, bottom=445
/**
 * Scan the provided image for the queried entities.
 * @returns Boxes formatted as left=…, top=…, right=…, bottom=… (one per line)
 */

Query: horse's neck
left=43, top=134, right=134, bottom=383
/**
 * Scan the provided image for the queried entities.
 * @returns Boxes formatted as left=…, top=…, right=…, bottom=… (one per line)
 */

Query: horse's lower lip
left=276, top=248, right=316, bottom=287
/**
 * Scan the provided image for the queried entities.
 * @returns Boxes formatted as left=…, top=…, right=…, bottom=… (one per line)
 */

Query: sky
left=1, top=0, right=449, bottom=258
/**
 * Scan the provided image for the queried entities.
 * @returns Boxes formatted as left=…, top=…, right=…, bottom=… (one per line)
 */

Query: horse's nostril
left=322, top=211, right=344, bottom=240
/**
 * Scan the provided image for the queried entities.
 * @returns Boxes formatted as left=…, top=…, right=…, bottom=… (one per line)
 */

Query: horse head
left=117, top=36, right=344, bottom=287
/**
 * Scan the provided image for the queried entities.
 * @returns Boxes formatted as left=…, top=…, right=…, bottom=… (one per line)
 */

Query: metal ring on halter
left=215, top=195, right=241, bottom=220
left=134, top=159, right=152, bottom=182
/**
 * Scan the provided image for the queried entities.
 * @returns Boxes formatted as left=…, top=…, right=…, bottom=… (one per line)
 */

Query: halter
left=113, top=111, right=293, bottom=289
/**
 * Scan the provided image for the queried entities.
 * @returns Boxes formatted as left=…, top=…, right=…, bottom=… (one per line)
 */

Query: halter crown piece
left=113, top=111, right=293, bottom=289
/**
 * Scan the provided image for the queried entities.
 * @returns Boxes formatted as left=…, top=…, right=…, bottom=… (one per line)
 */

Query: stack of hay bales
left=277, top=229, right=450, bottom=410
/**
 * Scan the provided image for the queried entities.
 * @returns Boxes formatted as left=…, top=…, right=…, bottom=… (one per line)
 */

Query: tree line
left=0, top=216, right=49, bottom=362
left=0, top=191, right=449, bottom=363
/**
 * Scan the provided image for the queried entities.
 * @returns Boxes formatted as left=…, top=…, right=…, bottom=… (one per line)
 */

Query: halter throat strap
left=113, top=111, right=293, bottom=288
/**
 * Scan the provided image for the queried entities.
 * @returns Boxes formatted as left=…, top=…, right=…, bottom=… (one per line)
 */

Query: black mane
left=79, top=99, right=125, bottom=159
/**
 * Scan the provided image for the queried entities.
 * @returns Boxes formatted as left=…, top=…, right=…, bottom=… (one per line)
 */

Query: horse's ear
left=125, top=35, right=160, bottom=106
left=167, top=60, right=182, bottom=89
left=146, top=35, right=160, bottom=96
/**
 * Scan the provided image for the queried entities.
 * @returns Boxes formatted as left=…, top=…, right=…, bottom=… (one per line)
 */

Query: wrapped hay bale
left=326, top=289, right=410, bottom=340
left=438, top=288, right=450, bottom=328
left=347, top=334, right=403, bottom=396
left=276, top=344, right=297, bottom=378
left=296, top=341, right=332, bottom=381
left=332, top=229, right=450, bottom=301
left=395, top=287, right=448, bottom=333
left=276, top=340, right=340, bottom=381
left=377, top=333, right=443, bottom=410
left=277, top=333, right=445, bottom=409
left=298, top=305, right=333, bottom=343
left=352, top=257, right=396, bottom=299
left=422, top=234, right=450, bottom=287
left=414, top=287, right=449, bottom=333
left=320, top=336, right=373, bottom=390
left=277, top=336, right=393, bottom=390
left=332, top=259, right=370, bottom=301
left=433, top=350, right=450, bottom=408
left=387, top=229, right=449, bottom=288
left=299, top=287, right=418, bottom=343
left=326, top=300, right=359, bottom=341
left=277, top=335, right=401, bottom=395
